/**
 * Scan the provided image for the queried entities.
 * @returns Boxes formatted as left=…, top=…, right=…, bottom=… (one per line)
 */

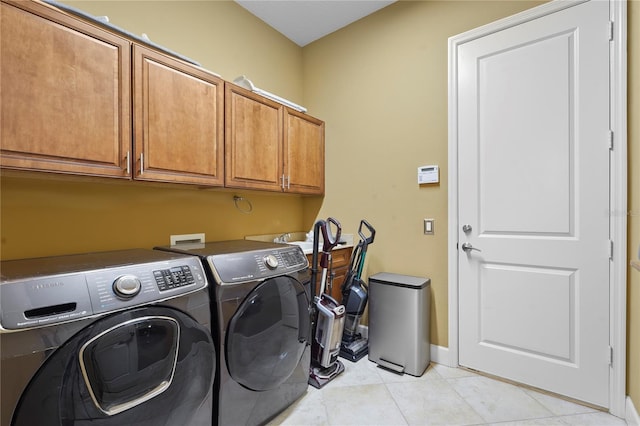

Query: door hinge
left=608, top=345, right=613, bottom=366
left=608, top=21, right=614, bottom=41
left=609, top=130, right=614, bottom=150
left=608, top=240, right=614, bottom=260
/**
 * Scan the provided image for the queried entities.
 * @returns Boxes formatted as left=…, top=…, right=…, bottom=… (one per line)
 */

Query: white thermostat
left=418, top=165, right=439, bottom=184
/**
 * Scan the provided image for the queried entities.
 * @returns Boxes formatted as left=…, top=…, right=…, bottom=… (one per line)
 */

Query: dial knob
left=264, top=254, right=279, bottom=269
left=113, top=274, right=141, bottom=298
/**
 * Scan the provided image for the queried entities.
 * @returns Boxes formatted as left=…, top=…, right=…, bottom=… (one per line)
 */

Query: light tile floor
left=268, top=359, right=627, bottom=426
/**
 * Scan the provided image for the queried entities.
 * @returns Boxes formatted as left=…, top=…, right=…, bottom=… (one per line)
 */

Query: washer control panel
left=209, top=246, right=308, bottom=285
left=83, top=261, right=205, bottom=317
left=0, top=249, right=208, bottom=331
left=153, top=265, right=196, bottom=291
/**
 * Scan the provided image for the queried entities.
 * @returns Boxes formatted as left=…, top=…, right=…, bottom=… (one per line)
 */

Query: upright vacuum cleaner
left=339, top=219, right=376, bottom=362
left=309, top=217, right=346, bottom=389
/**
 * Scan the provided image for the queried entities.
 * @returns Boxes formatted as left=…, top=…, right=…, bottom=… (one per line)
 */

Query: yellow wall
left=627, top=0, right=640, bottom=410
left=302, top=0, right=544, bottom=346
left=0, top=175, right=306, bottom=259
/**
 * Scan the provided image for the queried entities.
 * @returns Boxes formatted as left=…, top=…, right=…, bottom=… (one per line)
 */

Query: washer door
left=11, top=306, right=215, bottom=426
left=226, top=276, right=310, bottom=391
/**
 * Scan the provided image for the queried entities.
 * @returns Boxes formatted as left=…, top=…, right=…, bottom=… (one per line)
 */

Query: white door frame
left=447, top=0, right=627, bottom=417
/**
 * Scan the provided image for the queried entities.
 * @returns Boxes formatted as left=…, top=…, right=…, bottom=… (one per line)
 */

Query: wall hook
left=233, top=195, right=253, bottom=214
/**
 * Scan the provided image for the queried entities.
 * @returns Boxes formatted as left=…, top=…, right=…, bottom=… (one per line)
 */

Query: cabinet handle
left=140, top=153, right=144, bottom=175
left=125, top=151, right=130, bottom=175
left=280, top=174, right=285, bottom=190
left=286, top=175, right=290, bottom=190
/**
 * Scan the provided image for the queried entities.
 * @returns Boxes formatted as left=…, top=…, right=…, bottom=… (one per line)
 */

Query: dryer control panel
left=0, top=249, right=208, bottom=331
left=209, top=246, right=309, bottom=285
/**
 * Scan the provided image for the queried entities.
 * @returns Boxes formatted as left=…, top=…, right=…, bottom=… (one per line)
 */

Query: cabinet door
left=225, top=83, right=283, bottom=192
left=133, top=45, right=224, bottom=186
left=307, top=246, right=351, bottom=302
left=1, top=0, right=131, bottom=178
left=284, top=108, right=325, bottom=195
left=328, top=247, right=351, bottom=301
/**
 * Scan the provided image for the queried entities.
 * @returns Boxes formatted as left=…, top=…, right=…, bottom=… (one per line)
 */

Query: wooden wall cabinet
left=225, top=83, right=325, bottom=195
left=133, top=46, right=224, bottom=186
left=1, top=0, right=225, bottom=187
left=2, top=1, right=321, bottom=193
left=224, top=84, right=283, bottom=192
left=285, top=108, right=325, bottom=194
left=1, top=0, right=131, bottom=178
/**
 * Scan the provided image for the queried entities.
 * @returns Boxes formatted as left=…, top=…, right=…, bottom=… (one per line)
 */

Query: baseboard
left=627, top=396, right=640, bottom=426
left=357, top=327, right=451, bottom=367
left=430, top=345, right=451, bottom=366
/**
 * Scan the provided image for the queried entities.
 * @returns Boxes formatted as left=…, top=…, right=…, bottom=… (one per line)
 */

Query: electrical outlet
left=423, top=219, right=434, bottom=235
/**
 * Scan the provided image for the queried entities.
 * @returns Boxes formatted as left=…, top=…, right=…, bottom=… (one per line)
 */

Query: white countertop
left=300, top=242, right=353, bottom=255
left=244, top=232, right=354, bottom=255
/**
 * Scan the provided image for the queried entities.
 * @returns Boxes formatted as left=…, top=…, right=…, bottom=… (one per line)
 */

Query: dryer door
left=226, top=276, right=310, bottom=391
left=11, top=306, right=215, bottom=426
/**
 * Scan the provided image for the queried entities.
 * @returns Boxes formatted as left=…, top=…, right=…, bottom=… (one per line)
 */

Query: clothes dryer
left=156, top=240, right=311, bottom=426
left=0, top=249, right=215, bottom=426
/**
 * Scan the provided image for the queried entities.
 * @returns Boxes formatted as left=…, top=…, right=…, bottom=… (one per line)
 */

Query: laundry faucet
left=274, top=233, right=291, bottom=243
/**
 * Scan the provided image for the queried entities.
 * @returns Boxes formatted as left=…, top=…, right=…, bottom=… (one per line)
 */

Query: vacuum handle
left=320, top=217, right=341, bottom=271
left=358, top=220, right=376, bottom=246
left=355, top=220, right=375, bottom=280
left=321, top=217, right=341, bottom=252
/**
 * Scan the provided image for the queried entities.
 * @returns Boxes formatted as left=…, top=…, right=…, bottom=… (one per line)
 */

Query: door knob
left=462, top=224, right=472, bottom=233
left=461, top=242, right=481, bottom=252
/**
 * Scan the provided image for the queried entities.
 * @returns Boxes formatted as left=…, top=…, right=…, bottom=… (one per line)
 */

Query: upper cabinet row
left=0, top=0, right=325, bottom=195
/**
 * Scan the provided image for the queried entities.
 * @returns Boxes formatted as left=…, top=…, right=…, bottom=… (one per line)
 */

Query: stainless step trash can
left=368, top=272, right=430, bottom=376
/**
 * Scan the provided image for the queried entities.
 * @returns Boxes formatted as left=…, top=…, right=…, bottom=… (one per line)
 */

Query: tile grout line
left=443, top=375, right=497, bottom=425
left=382, top=381, right=411, bottom=426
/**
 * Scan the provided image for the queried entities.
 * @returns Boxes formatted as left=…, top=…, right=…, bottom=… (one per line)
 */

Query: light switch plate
left=424, top=219, right=434, bottom=235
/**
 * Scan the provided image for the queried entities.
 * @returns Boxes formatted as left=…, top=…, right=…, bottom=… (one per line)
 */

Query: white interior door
left=457, top=0, right=611, bottom=407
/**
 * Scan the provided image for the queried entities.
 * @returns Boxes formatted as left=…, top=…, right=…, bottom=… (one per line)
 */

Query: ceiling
left=235, top=1, right=397, bottom=47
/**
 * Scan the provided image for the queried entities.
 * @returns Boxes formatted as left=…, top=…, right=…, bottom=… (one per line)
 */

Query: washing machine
left=156, top=240, right=311, bottom=426
left=0, top=249, right=215, bottom=426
